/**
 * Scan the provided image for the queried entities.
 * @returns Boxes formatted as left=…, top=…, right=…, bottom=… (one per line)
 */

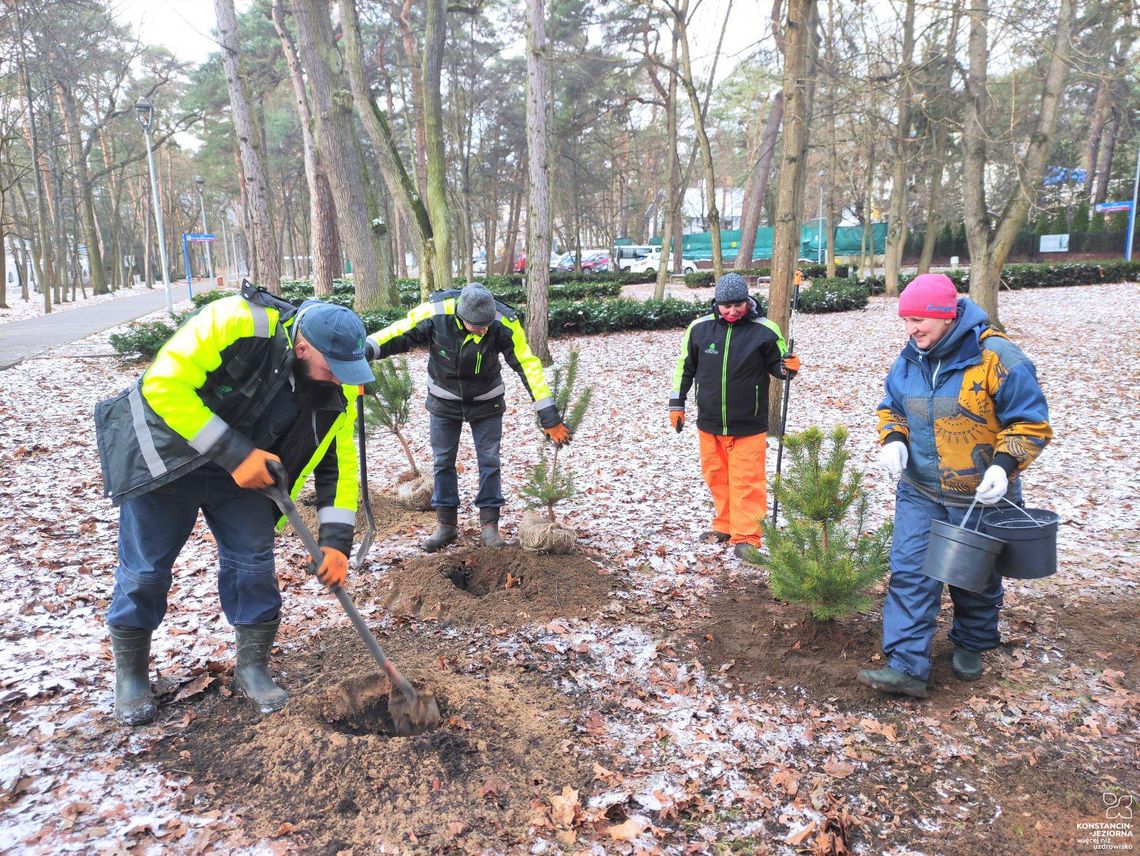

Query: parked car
left=555, top=249, right=610, bottom=273
left=624, top=250, right=698, bottom=275
left=472, top=255, right=488, bottom=275
left=612, top=244, right=656, bottom=270
left=512, top=252, right=527, bottom=273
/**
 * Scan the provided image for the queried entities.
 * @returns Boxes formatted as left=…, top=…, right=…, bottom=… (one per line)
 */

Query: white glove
left=975, top=465, right=1009, bottom=505
left=879, top=441, right=908, bottom=481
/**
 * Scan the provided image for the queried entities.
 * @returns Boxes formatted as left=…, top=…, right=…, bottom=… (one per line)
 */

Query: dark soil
left=375, top=545, right=621, bottom=626
left=143, top=624, right=595, bottom=853
left=294, top=485, right=435, bottom=548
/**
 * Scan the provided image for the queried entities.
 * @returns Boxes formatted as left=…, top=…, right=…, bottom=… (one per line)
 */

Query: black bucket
left=920, top=505, right=1005, bottom=594
left=982, top=503, right=1060, bottom=580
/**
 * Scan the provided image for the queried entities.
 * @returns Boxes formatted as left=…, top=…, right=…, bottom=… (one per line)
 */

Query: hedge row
left=858, top=260, right=1140, bottom=294
left=798, top=280, right=871, bottom=313
left=275, top=277, right=624, bottom=308
left=683, top=262, right=850, bottom=287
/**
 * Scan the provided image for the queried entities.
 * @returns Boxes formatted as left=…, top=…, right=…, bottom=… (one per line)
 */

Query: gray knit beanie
left=714, top=273, right=749, bottom=304
left=457, top=282, right=496, bottom=325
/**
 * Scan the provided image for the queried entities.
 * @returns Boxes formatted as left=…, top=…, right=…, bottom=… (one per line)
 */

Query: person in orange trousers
left=668, top=273, right=800, bottom=561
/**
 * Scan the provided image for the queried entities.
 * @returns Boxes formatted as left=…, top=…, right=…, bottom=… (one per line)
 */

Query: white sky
left=111, top=0, right=762, bottom=84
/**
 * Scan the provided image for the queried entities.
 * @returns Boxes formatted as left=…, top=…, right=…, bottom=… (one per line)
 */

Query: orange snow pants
left=698, top=430, right=767, bottom=547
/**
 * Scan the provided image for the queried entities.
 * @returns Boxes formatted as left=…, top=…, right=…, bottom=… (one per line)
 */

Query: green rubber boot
left=422, top=507, right=459, bottom=553
left=233, top=619, right=288, bottom=714
left=479, top=507, right=506, bottom=549
left=857, top=665, right=927, bottom=698
left=951, top=646, right=983, bottom=681
left=109, top=625, right=157, bottom=726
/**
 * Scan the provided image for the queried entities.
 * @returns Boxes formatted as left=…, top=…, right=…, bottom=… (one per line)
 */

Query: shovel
left=262, top=460, right=441, bottom=736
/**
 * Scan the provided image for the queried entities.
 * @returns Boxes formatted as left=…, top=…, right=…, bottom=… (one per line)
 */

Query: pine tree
left=519, top=349, right=592, bottom=521
left=758, top=426, right=892, bottom=621
left=362, top=357, right=419, bottom=474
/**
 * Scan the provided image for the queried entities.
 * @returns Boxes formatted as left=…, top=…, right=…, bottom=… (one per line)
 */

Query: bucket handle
left=997, top=496, right=1050, bottom=528
left=956, top=497, right=985, bottom=533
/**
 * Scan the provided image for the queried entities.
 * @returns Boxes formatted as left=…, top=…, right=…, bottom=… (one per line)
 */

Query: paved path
left=0, top=281, right=214, bottom=370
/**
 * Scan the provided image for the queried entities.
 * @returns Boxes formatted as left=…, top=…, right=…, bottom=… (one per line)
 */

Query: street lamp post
left=817, top=169, right=826, bottom=265
left=220, top=214, right=232, bottom=284
left=1127, top=135, right=1140, bottom=262
left=135, top=97, right=174, bottom=313
left=194, top=177, right=214, bottom=280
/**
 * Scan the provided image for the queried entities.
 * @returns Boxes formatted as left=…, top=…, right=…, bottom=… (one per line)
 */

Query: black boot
left=233, top=619, right=288, bottom=713
left=422, top=507, right=459, bottom=552
left=109, top=625, right=157, bottom=726
left=479, top=507, right=506, bottom=548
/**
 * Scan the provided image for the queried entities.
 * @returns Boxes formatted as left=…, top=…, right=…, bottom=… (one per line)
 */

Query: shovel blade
left=388, top=686, right=442, bottom=736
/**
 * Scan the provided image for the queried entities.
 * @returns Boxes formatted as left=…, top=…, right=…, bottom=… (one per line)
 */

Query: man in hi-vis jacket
left=366, top=282, right=570, bottom=551
left=95, top=282, right=374, bottom=725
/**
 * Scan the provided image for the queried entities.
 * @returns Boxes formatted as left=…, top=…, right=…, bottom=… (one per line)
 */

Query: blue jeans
left=106, top=463, right=281, bottom=630
left=429, top=413, right=503, bottom=509
left=882, top=480, right=1006, bottom=681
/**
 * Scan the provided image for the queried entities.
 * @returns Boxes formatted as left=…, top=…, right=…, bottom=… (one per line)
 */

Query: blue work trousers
left=883, top=480, right=1006, bottom=681
left=429, top=412, right=504, bottom=509
left=106, top=463, right=280, bottom=631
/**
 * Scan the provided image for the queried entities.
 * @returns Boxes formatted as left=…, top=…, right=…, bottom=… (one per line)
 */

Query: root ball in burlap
left=518, top=510, right=577, bottom=554
left=396, top=475, right=433, bottom=511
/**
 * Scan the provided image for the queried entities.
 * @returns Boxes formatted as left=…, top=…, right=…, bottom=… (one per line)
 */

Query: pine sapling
left=519, top=349, right=593, bottom=521
left=760, top=426, right=892, bottom=621
left=362, top=356, right=419, bottom=475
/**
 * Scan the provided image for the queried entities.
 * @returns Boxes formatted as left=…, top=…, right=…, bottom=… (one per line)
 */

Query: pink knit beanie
left=897, top=273, right=958, bottom=319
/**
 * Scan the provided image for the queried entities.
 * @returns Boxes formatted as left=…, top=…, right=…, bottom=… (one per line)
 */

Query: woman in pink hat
left=858, top=273, right=1052, bottom=698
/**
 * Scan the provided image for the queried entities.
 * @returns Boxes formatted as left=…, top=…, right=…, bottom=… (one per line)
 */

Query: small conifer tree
left=758, top=426, right=892, bottom=621
left=362, top=356, right=419, bottom=474
left=519, top=349, right=592, bottom=521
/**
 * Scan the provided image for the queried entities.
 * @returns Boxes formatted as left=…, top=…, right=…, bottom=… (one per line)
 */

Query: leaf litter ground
left=0, top=284, right=1137, bottom=854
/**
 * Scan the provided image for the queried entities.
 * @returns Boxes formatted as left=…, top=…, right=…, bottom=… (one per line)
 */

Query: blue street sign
left=185, top=232, right=217, bottom=242
left=1094, top=201, right=1133, bottom=214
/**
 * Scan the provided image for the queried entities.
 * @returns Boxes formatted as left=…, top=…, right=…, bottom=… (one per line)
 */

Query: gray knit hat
left=457, top=282, right=496, bottom=325
left=714, top=273, right=749, bottom=304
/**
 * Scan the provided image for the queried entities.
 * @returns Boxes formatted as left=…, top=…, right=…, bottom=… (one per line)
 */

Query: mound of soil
left=145, top=626, right=593, bottom=852
left=376, top=545, right=619, bottom=626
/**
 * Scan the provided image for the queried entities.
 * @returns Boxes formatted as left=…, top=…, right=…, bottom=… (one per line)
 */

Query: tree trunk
left=502, top=188, right=521, bottom=275
left=525, top=0, right=553, bottom=364
left=736, top=92, right=784, bottom=269
left=289, top=0, right=388, bottom=310
left=215, top=0, right=281, bottom=292
left=422, top=0, right=452, bottom=282
left=883, top=0, right=916, bottom=296
left=674, top=0, right=722, bottom=280
left=768, top=0, right=819, bottom=430
left=1082, top=78, right=1110, bottom=201
left=962, top=0, right=1074, bottom=326
left=271, top=0, right=341, bottom=295
left=395, top=0, right=429, bottom=195
left=341, top=0, right=438, bottom=297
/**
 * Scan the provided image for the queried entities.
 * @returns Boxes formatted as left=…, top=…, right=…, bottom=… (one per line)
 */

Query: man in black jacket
left=367, top=282, right=570, bottom=550
left=668, top=273, right=800, bottom=560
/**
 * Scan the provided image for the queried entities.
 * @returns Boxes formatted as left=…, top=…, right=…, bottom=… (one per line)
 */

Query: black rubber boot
left=857, top=666, right=927, bottom=698
left=422, top=507, right=459, bottom=553
left=233, top=619, right=288, bottom=714
left=110, top=625, right=157, bottom=726
left=479, top=507, right=506, bottom=548
left=951, top=646, right=984, bottom=681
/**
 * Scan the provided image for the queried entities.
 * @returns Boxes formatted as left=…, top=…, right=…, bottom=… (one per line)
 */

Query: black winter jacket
left=669, top=297, right=788, bottom=436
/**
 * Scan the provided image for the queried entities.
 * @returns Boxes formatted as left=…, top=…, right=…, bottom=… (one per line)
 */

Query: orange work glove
left=231, top=449, right=282, bottom=490
left=783, top=353, right=801, bottom=378
left=669, top=411, right=685, bottom=433
left=315, top=547, right=348, bottom=588
left=543, top=423, right=571, bottom=447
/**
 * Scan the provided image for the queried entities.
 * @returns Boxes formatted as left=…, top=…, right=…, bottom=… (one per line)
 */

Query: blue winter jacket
left=877, top=298, right=1052, bottom=506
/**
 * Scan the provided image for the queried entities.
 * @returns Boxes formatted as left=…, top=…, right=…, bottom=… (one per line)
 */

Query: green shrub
left=798, top=280, right=870, bottom=313
left=684, top=263, right=850, bottom=287
left=191, top=289, right=239, bottom=309
left=109, top=314, right=190, bottom=360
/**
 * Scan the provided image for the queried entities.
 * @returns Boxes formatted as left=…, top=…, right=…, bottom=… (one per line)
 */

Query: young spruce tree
left=758, top=426, right=892, bottom=621
left=519, top=349, right=592, bottom=521
left=362, top=356, right=419, bottom=474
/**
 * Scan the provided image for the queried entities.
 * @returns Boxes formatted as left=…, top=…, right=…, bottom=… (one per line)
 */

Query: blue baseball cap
left=295, top=301, right=375, bottom=385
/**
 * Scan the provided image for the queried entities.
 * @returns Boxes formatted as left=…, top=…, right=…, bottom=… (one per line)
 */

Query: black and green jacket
left=669, top=296, right=789, bottom=436
left=367, top=289, right=559, bottom=426
left=94, top=283, right=360, bottom=554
